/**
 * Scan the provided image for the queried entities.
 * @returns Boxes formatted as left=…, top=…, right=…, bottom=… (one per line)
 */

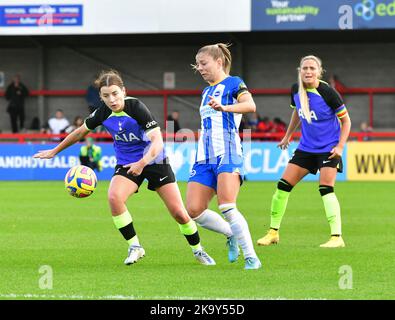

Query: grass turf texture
left=0, top=181, right=393, bottom=300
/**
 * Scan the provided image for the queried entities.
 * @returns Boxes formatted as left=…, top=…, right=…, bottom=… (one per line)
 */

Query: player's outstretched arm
left=33, top=124, right=90, bottom=159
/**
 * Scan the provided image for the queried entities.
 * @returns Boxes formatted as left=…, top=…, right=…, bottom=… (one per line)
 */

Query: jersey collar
left=209, top=75, right=230, bottom=86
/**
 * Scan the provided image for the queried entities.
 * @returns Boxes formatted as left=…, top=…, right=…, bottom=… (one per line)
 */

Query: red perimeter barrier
left=0, top=131, right=394, bottom=143
left=1, top=87, right=395, bottom=128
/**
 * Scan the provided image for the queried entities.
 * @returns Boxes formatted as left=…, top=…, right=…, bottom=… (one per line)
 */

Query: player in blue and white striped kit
left=186, top=43, right=262, bottom=270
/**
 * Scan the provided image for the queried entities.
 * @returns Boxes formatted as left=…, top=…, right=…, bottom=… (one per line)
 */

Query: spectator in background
left=270, top=117, right=287, bottom=141
left=257, top=116, right=274, bottom=133
left=29, top=116, right=40, bottom=131
left=86, top=77, right=102, bottom=113
left=43, top=109, right=70, bottom=140
left=79, top=137, right=102, bottom=172
left=360, top=121, right=373, bottom=141
left=65, top=115, right=85, bottom=141
left=65, top=116, right=84, bottom=134
left=328, top=74, right=347, bottom=99
left=5, top=74, right=29, bottom=133
left=255, top=116, right=272, bottom=141
left=48, top=109, right=70, bottom=134
left=272, top=117, right=286, bottom=134
left=246, top=111, right=260, bottom=131
left=166, top=110, right=181, bottom=132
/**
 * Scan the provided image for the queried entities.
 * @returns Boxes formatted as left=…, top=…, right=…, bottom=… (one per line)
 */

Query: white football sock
left=193, top=209, right=233, bottom=238
left=219, top=203, right=257, bottom=259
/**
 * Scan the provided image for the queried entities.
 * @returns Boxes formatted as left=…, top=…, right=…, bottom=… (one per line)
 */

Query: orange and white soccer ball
left=64, top=165, right=97, bottom=198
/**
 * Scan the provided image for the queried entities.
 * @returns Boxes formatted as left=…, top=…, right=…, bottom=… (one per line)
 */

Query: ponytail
left=193, top=43, right=232, bottom=74
left=297, top=55, right=324, bottom=124
left=217, top=43, right=232, bottom=75
left=298, top=70, right=312, bottom=123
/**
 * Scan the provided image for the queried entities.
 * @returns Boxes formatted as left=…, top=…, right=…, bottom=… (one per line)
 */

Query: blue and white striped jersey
left=196, top=76, right=249, bottom=162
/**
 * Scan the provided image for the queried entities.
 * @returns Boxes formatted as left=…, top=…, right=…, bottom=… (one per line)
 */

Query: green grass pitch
left=0, top=181, right=393, bottom=300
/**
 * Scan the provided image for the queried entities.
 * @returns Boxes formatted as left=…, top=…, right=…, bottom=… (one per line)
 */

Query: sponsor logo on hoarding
left=0, top=4, right=83, bottom=27
left=355, top=0, right=375, bottom=20
left=355, top=0, right=395, bottom=21
left=265, top=0, right=319, bottom=24
left=347, top=142, right=395, bottom=181
left=253, top=0, right=395, bottom=31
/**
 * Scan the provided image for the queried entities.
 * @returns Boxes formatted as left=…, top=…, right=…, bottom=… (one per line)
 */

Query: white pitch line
left=0, top=293, right=301, bottom=300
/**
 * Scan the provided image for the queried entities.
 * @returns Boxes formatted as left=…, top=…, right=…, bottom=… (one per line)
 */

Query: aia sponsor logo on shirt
left=298, top=108, right=318, bottom=121
left=114, top=132, right=141, bottom=142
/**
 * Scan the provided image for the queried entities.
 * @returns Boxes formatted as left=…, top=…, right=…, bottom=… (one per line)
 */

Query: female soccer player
left=186, top=43, right=262, bottom=270
left=257, top=55, right=351, bottom=248
left=34, top=70, right=215, bottom=266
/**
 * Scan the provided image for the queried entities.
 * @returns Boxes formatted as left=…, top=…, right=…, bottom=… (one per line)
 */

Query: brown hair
left=94, top=70, right=124, bottom=90
left=194, top=43, right=232, bottom=74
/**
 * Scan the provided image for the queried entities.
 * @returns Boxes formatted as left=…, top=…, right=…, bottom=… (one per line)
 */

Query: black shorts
left=289, top=149, right=343, bottom=175
left=113, top=161, right=176, bottom=191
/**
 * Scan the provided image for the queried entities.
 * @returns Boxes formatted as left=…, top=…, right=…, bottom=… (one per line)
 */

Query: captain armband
left=335, top=105, right=348, bottom=119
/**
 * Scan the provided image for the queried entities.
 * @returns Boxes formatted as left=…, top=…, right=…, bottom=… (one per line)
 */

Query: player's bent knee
left=107, top=192, right=126, bottom=207
left=170, top=208, right=190, bottom=224
left=175, top=215, right=191, bottom=224
left=186, top=204, right=207, bottom=218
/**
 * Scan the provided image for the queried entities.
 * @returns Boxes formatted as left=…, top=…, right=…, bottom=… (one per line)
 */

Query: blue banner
left=0, top=144, right=113, bottom=181
left=252, top=0, right=395, bottom=31
left=0, top=4, right=83, bottom=27
left=0, top=142, right=346, bottom=182
left=166, top=142, right=346, bottom=182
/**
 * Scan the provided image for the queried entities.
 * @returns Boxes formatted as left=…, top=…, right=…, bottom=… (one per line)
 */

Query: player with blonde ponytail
left=298, top=55, right=324, bottom=123
left=187, top=43, right=262, bottom=270
left=257, top=55, right=351, bottom=248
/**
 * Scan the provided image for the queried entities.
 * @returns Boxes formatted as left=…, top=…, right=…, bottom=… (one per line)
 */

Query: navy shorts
left=114, top=160, right=176, bottom=191
left=289, top=149, right=343, bottom=175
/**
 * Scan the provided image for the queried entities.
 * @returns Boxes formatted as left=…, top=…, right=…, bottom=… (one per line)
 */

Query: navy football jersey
left=84, top=97, right=166, bottom=165
left=290, top=81, right=348, bottom=153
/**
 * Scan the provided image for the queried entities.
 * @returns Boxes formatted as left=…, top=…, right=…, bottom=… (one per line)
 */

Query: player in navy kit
left=257, top=55, right=351, bottom=248
left=186, top=43, right=262, bottom=270
left=34, top=70, right=215, bottom=266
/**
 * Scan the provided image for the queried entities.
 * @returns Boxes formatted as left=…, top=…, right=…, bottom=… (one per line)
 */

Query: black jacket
left=5, top=82, right=29, bottom=113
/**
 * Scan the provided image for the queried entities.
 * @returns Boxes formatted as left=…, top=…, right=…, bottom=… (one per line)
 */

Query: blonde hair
left=193, top=43, right=232, bottom=74
left=297, top=55, right=323, bottom=124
